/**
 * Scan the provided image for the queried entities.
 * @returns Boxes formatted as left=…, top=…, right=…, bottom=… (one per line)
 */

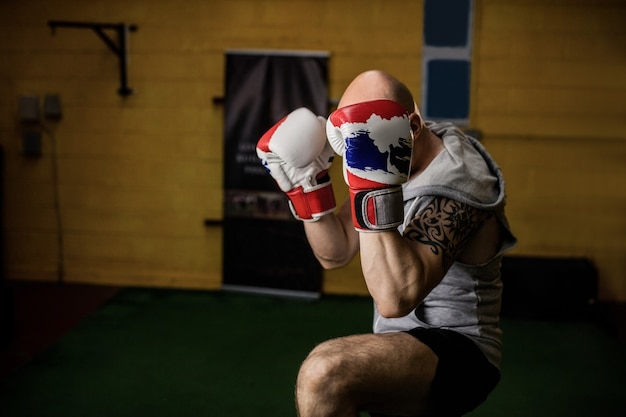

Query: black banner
left=222, top=50, right=329, bottom=298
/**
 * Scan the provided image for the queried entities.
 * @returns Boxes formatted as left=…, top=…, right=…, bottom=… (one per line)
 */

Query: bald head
left=338, top=70, right=416, bottom=114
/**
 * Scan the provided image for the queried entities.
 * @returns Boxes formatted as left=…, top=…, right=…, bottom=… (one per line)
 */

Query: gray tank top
left=373, top=121, right=517, bottom=369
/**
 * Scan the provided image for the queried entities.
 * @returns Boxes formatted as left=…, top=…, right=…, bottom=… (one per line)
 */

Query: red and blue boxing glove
left=256, top=107, right=336, bottom=222
left=326, top=99, right=413, bottom=232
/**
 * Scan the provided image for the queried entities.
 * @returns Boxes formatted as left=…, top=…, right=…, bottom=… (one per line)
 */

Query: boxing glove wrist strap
left=287, top=181, right=336, bottom=222
left=350, top=186, right=404, bottom=231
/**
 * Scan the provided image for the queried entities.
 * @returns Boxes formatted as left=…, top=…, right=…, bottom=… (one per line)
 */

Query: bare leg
left=295, top=332, right=438, bottom=417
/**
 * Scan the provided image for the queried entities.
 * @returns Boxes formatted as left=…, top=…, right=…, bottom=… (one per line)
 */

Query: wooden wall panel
left=473, top=0, right=626, bottom=138
left=0, top=0, right=422, bottom=294
left=473, top=0, right=626, bottom=301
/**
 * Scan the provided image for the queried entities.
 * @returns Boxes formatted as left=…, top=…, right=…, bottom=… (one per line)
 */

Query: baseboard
left=595, top=301, right=626, bottom=345
left=500, top=255, right=598, bottom=321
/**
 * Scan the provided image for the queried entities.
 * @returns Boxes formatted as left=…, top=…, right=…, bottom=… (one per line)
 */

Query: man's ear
left=409, top=112, right=424, bottom=137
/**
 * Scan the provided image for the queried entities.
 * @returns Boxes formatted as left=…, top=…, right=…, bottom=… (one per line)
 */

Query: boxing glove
left=326, top=99, right=412, bottom=231
left=256, top=107, right=336, bottom=222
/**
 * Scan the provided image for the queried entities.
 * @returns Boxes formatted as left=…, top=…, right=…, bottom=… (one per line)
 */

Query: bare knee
left=295, top=333, right=438, bottom=417
left=296, top=341, right=356, bottom=416
left=297, top=342, right=346, bottom=398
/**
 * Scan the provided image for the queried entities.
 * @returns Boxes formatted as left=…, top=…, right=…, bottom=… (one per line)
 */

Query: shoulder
left=403, top=196, right=496, bottom=271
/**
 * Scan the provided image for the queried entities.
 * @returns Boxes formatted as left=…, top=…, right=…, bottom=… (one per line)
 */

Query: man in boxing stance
left=256, top=70, right=517, bottom=417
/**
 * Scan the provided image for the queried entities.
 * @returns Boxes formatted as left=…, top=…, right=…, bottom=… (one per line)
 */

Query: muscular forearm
left=359, top=231, right=440, bottom=318
left=304, top=200, right=358, bottom=269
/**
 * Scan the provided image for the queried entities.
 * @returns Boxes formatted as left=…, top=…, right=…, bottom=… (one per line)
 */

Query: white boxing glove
left=256, top=107, right=336, bottom=221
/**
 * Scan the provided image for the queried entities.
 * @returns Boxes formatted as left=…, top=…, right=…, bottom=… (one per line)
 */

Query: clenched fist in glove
left=256, top=107, right=336, bottom=222
left=326, top=99, right=413, bottom=231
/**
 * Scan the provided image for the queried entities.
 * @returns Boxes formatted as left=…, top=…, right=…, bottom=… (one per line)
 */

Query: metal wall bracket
left=48, top=21, right=138, bottom=97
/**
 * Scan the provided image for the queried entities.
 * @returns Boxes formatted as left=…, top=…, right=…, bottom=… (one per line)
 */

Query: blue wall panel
left=426, top=60, right=470, bottom=119
left=424, top=0, right=470, bottom=47
left=422, top=0, right=473, bottom=125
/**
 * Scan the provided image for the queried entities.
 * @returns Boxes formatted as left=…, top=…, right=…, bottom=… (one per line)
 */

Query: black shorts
left=404, top=327, right=500, bottom=417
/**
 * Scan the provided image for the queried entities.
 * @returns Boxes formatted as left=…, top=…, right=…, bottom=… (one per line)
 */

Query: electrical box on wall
left=44, top=94, right=62, bottom=120
left=17, top=93, right=62, bottom=157
left=22, top=131, right=42, bottom=157
left=19, top=96, right=40, bottom=123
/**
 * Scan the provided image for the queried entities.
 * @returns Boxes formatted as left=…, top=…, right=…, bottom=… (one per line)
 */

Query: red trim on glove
left=256, top=114, right=288, bottom=153
left=286, top=181, right=336, bottom=221
left=330, top=99, right=408, bottom=124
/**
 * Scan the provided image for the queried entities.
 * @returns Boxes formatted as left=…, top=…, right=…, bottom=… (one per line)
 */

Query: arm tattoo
left=404, top=197, right=494, bottom=271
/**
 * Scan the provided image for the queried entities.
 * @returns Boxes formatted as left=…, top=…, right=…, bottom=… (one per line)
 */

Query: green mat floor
left=1, top=288, right=625, bottom=417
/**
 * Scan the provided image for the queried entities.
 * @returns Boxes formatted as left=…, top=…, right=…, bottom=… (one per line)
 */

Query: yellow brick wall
left=0, top=0, right=421, bottom=294
left=473, top=0, right=626, bottom=301
left=1, top=0, right=625, bottom=301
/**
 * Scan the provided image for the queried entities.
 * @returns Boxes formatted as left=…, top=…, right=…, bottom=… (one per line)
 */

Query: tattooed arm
left=359, top=196, right=496, bottom=318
